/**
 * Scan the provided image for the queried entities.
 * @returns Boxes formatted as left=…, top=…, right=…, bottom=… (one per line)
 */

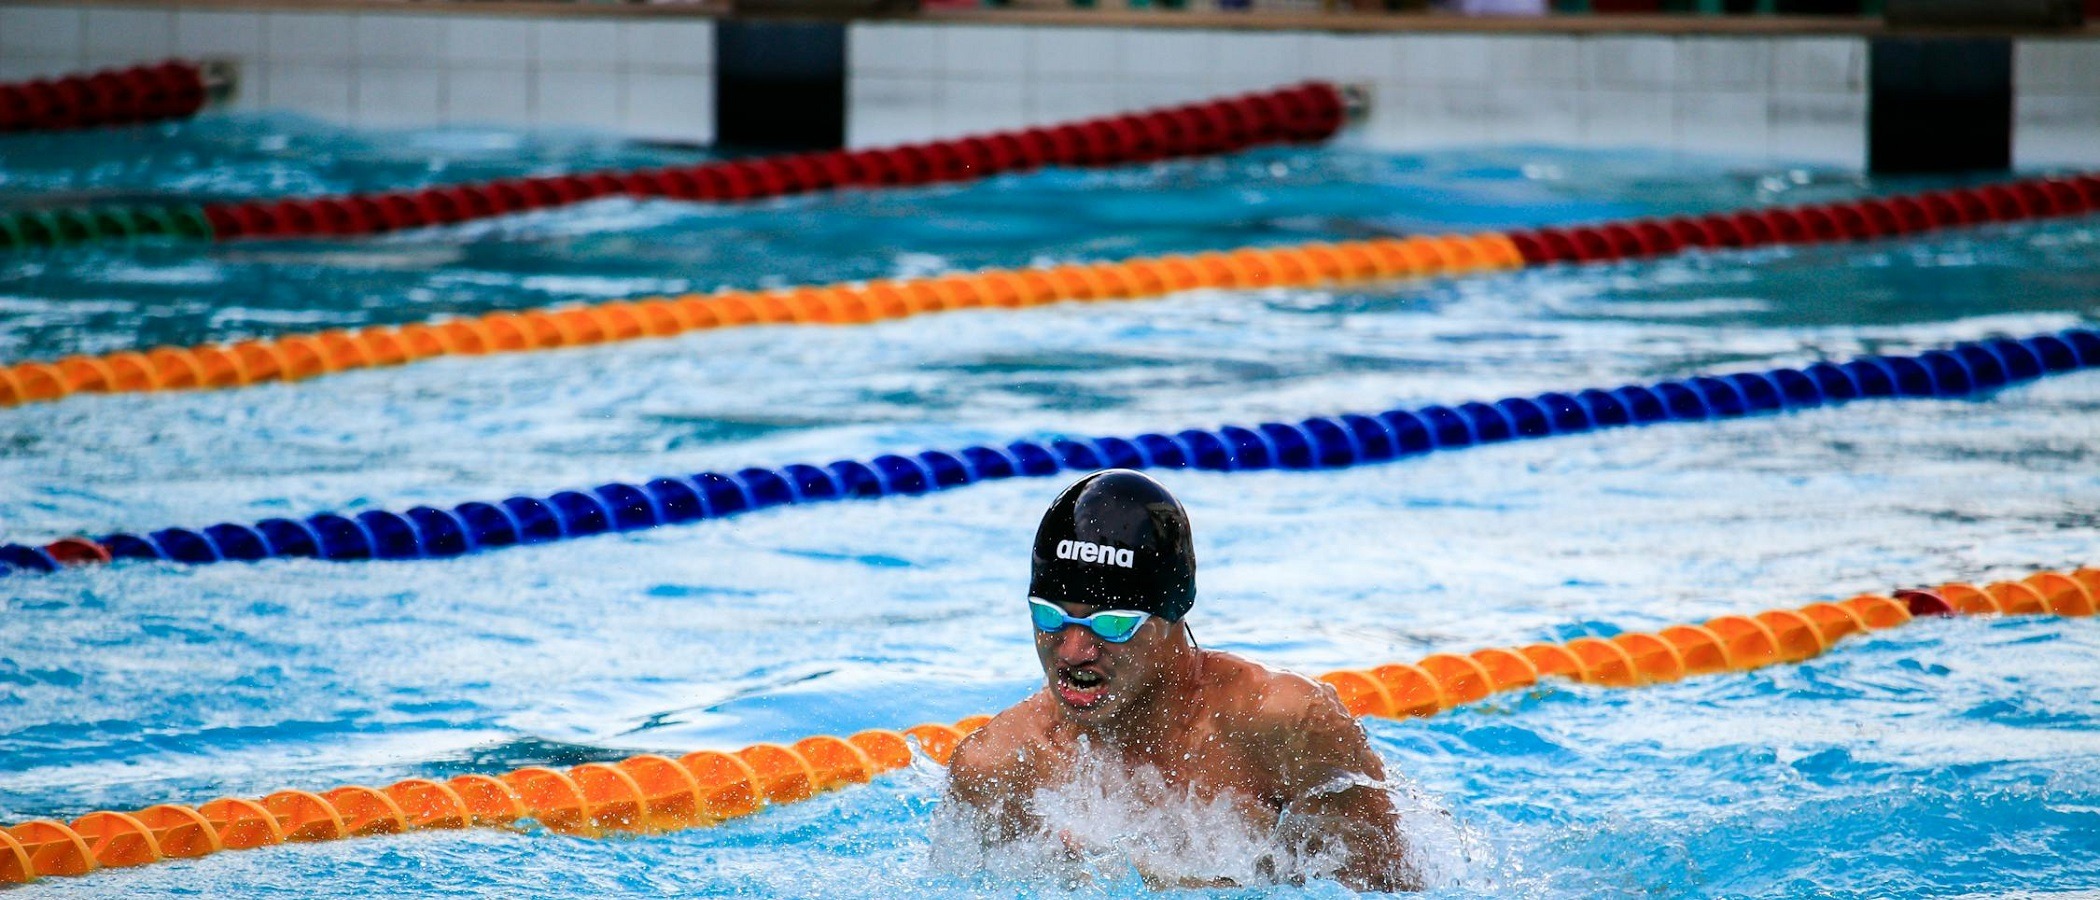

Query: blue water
left=2, top=114, right=2099, bottom=898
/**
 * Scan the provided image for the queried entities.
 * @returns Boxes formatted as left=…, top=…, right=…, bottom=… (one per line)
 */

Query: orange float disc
left=792, top=736, right=875, bottom=791
left=1610, top=633, right=1687, bottom=683
left=735, top=744, right=817, bottom=804
left=131, top=804, right=221, bottom=859
left=1416, top=653, right=1495, bottom=706
left=197, top=797, right=284, bottom=849
left=678, top=750, right=762, bottom=821
left=70, top=811, right=163, bottom=868
left=1367, top=663, right=1445, bottom=717
left=1468, top=647, right=1540, bottom=690
left=1318, top=669, right=1397, bottom=718
left=614, top=755, right=705, bottom=830
left=846, top=731, right=915, bottom=775
left=384, top=778, right=470, bottom=830
left=1565, top=637, right=1640, bottom=687
left=1657, top=624, right=1732, bottom=675
left=569, top=764, right=649, bottom=831
left=903, top=723, right=966, bottom=766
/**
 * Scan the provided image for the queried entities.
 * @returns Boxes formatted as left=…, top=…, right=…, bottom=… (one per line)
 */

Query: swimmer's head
left=1029, top=470, right=1198, bottom=719
left=1028, top=469, right=1196, bottom=622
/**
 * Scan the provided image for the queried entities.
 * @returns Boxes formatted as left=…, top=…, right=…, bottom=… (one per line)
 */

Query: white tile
left=536, top=66, right=623, bottom=130
left=354, top=65, right=444, bottom=128
left=0, top=56, right=69, bottom=80
left=1385, top=34, right=1440, bottom=86
left=850, top=22, right=940, bottom=77
left=1488, top=85, right=1580, bottom=146
left=354, top=13, right=449, bottom=66
left=1025, top=77, right=1122, bottom=126
left=264, top=63, right=353, bottom=123
left=444, top=65, right=532, bottom=126
left=2014, top=93, right=2100, bottom=167
left=620, top=19, right=712, bottom=72
left=0, top=6, right=83, bottom=63
left=847, top=73, right=937, bottom=147
left=1674, top=88, right=1769, bottom=161
left=1030, top=26, right=1118, bottom=79
left=1581, top=36, right=1675, bottom=91
left=174, top=10, right=264, bottom=63
left=1394, top=35, right=1492, bottom=88
left=1439, top=35, right=1496, bottom=87
left=2016, top=39, right=2100, bottom=94
left=1120, top=29, right=1214, bottom=81
left=1212, top=32, right=1303, bottom=89
left=941, top=79, right=1027, bottom=135
left=1767, top=90, right=1865, bottom=168
left=1404, top=84, right=1494, bottom=146
left=1116, top=78, right=1216, bottom=113
left=1579, top=88, right=1674, bottom=150
left=943, top=24, right=1028, bottom=77
left=1360, top=86, right=1421, bottom=150
left=82, top=7, right=174, bottom=67
left=623, top=68, right=711, bottom=143
left=264, top=12, right=355, bottom=65
left=536, top=19, right=621, bottom=71
left=445, top=17, right=535, bottom=67
left=1299, top=34, right=1391, bottom=86
left=1770, top=37, right=1864, bottom=92
left=1488, top=35, right=1578, bottom=87
left=1675, top=37, right=1769, bottom=91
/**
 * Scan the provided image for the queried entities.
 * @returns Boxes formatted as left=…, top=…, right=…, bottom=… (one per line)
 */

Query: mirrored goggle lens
left=1086, top=612, right=1148, bottom=642
left=1028, top=598, right=1066, bottom=633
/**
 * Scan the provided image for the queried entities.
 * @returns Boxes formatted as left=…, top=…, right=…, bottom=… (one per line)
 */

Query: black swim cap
left=1029, top=469, right=1197, bottom=622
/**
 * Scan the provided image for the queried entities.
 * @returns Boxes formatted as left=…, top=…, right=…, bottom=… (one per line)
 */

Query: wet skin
left=945, top=599, right=1420, bottom=892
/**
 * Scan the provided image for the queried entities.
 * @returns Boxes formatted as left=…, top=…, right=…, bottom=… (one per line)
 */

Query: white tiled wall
left=4, top=3, right=2095, bottom=168
left=0, top=3, right=715, bottom=142
left=849, top=24, right=1888, bottom=167
left=2015, top=39, right=2100, bottom=168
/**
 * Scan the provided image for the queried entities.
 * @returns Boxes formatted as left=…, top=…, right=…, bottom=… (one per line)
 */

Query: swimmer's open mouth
left=1055, top=666, right=1111, bottom=709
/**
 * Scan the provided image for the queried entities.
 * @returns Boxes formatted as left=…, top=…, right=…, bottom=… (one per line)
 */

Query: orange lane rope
left=2, top=565, right=2090, bottom=884
left=0, top=233, right=1524, bottom=407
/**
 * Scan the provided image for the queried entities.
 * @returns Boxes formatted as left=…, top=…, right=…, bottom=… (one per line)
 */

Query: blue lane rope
left=3, top=328, right=2095, bottom=576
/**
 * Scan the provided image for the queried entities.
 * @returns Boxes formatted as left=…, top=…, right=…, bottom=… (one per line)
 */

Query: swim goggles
left=1028, top=597, right=1153, bottom=643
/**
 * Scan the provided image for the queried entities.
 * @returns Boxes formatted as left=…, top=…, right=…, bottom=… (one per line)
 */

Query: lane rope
left=2, top=171, right=2093, bottom=407
left=0, top=60, right=211, bottom=135
left=4, top=329, right=2093, bottom=578
left=0, top=82, right=1345, bottom=254
left=4, top=564, right=2089, bottom=884
left=0, top=231, right=1521, bottom=406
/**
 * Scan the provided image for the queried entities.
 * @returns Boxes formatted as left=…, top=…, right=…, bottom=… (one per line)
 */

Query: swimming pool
left=3, top=113, right=2098, bottom=897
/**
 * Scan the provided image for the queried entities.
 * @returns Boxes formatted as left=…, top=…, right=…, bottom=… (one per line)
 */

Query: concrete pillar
left=714, top=22, right=847, bottom=151
left=1868, top=37, right=2013, bottom=173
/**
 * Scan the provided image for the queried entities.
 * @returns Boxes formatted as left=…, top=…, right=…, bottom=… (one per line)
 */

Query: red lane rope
left=194, top=82, right=1347, bottom=241
left=1505, top=173, right=2100, bottom=265
left=0, top=61, right=209, bottom=133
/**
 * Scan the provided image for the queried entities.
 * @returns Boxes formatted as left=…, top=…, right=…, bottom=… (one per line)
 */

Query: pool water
left=2, top=114, right=2098, bottom=898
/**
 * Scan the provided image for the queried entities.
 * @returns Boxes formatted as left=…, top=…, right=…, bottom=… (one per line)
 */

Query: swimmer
left=946, top=469, right=1420, bottom=892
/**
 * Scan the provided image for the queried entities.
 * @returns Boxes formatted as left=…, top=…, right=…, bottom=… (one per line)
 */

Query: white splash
left=926, top=739, right=1484, bottom=893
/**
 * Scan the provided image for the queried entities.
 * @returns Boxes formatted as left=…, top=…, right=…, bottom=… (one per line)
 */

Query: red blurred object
left=0, top=60, right=208, bottom=132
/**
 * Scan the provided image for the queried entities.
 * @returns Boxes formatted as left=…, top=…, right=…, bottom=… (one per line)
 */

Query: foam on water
left=926, top=737, right=1477, bottom=892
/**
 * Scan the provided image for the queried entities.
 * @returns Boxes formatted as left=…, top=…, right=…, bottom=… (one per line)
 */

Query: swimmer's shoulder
left=1197, top=649, right=1341, bottom=730
left=949, top=691, right=1057, bottom=787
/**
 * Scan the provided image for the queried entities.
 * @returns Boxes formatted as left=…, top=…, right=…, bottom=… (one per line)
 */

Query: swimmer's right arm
left=1273, top=683, right=1424, bottom=892
left=945, top=726, right=1043, bottom=845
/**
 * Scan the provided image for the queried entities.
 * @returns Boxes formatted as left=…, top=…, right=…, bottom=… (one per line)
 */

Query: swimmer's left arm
left=1269, top=682, right=1423, bottom=893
